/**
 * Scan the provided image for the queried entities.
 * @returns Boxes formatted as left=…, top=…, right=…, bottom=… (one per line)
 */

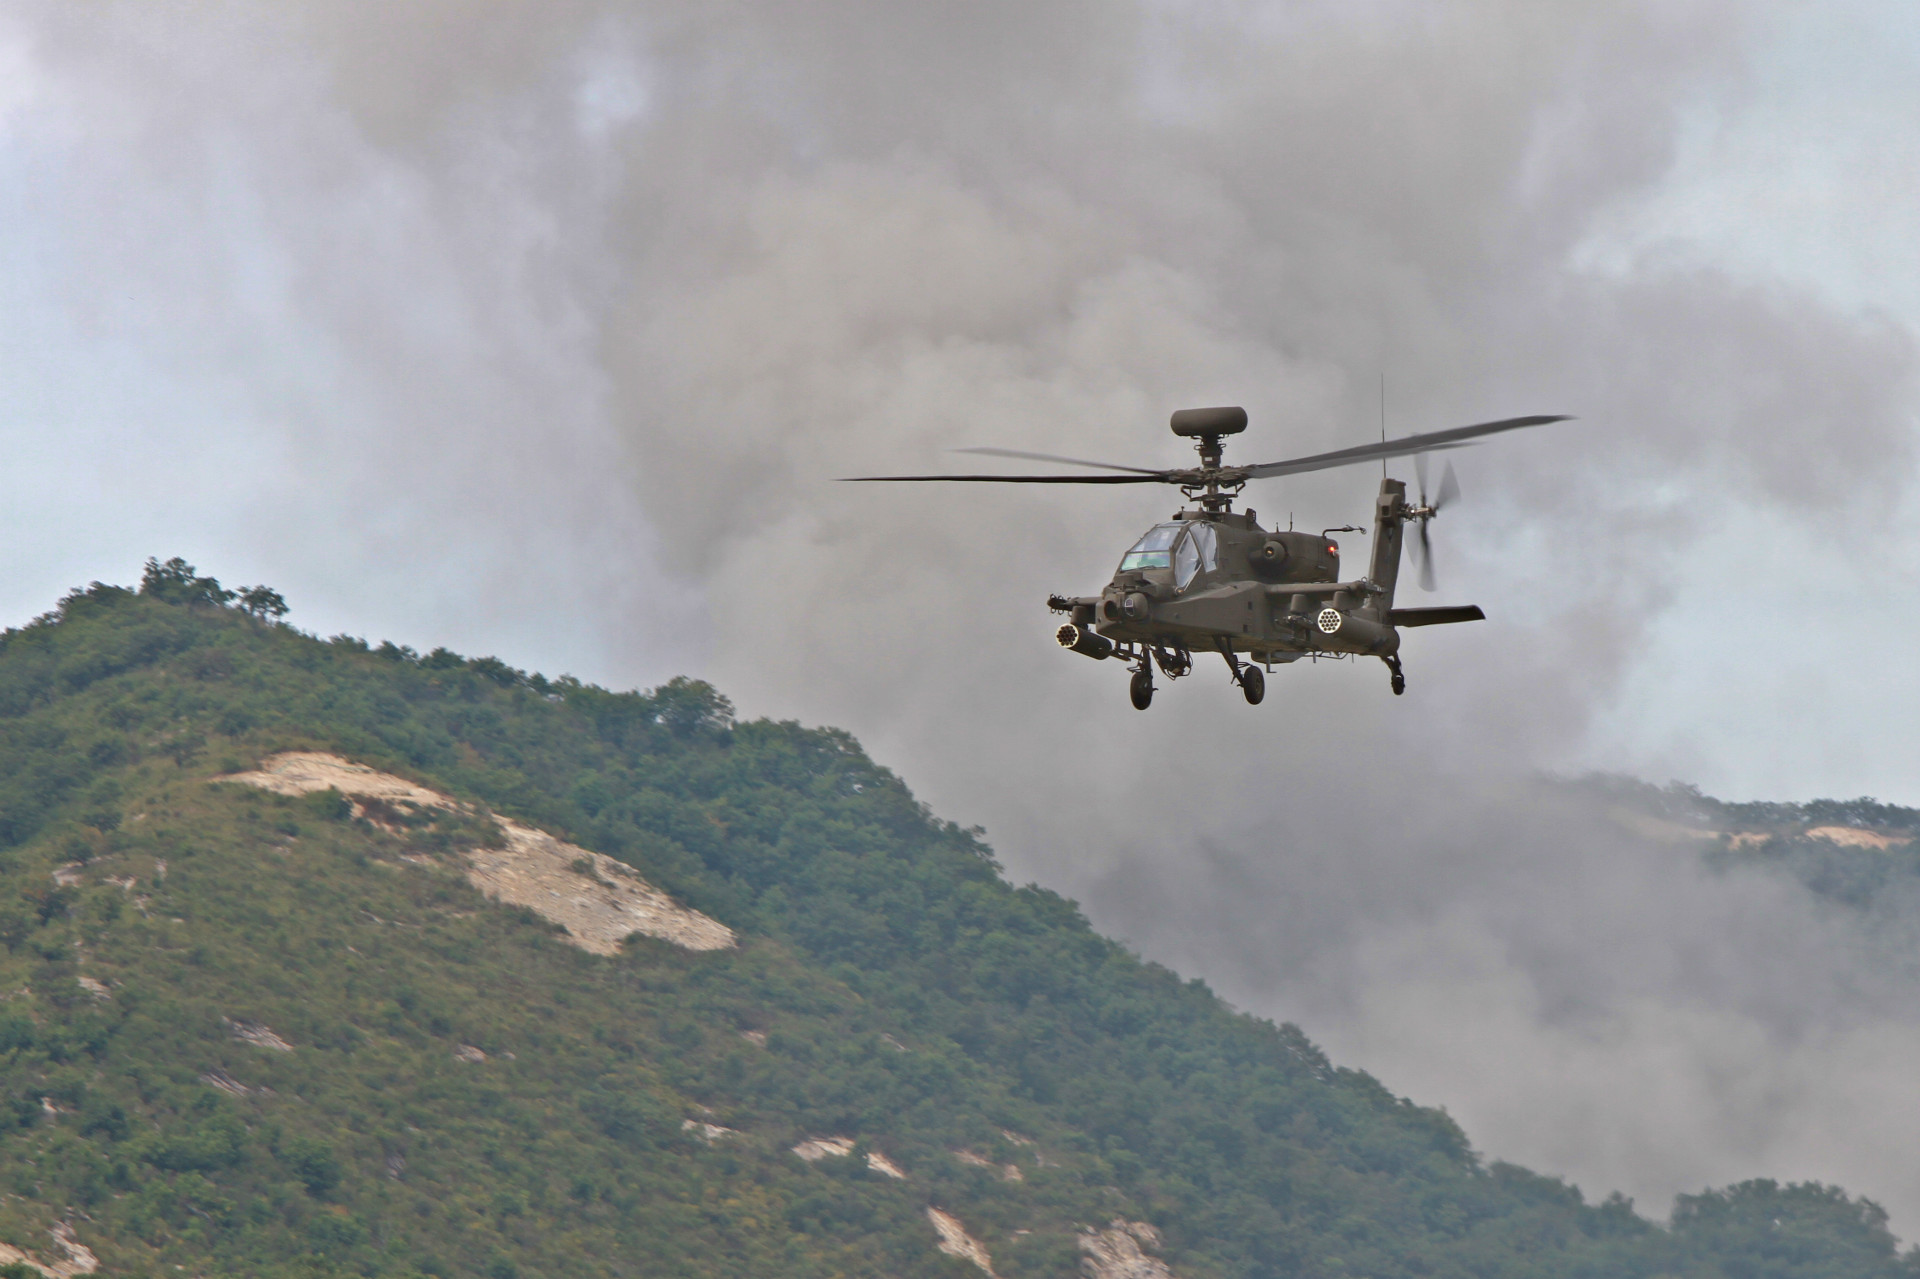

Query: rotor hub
left=1178, top=434, right=1247, bottom=513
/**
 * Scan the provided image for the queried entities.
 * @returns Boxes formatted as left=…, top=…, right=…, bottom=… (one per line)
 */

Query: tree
left=1669, top=1180, right=1917, bottom=1278
left=236, top=585, right=289, bottom=621
left=139, top=557, right=235, bottom=608
left=650, top=676, right=735, bottom=737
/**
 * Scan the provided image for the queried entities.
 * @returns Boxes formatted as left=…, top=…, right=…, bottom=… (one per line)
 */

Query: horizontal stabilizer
left=1389, top=605, right=1485, bottom=627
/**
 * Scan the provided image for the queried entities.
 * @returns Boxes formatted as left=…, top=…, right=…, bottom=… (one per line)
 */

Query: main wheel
left=1390, top=672, right=1406, bottom=696
left=1129, top=669, right=1154, bottom=710
left=1240, top=665, right=1265, bottom=705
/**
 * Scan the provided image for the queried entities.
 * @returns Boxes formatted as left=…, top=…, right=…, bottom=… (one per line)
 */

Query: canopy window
left=1188, top=522, right=1217, bottom=572
left=1173, top=530, right=1200, bottom=590
left=1173, top=523, right=1218, bottom=591
left=1119, top=524, right=1182, bottom=572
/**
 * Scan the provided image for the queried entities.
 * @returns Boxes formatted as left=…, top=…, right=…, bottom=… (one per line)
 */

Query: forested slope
left=1583, top=775, right=1920, bottom=912
left=0, top=560, right=1911, bottom=1278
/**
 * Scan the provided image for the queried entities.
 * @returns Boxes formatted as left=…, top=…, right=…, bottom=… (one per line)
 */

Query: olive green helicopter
left=848, top=406, right=1570, bottom=708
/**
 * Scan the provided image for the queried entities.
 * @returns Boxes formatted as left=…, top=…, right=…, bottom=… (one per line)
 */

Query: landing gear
left=1215, top=639, right=1264, bottom=706
left=1240, top=664, right=1265, bottom=705
left=1383, top=654, right=1406, bottom=696
left=1129, top=667, right=1154, bottom=710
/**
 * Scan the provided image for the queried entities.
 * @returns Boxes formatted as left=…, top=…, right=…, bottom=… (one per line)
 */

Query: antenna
left=1379, top=372, right=1387, bottom=478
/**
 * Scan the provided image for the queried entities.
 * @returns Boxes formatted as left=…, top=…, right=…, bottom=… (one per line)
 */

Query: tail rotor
left=1408, top=453, right=1461, bottom=593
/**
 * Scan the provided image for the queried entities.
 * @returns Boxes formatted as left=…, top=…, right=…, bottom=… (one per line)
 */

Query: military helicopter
left=848, top=406, right=1569, bottom=708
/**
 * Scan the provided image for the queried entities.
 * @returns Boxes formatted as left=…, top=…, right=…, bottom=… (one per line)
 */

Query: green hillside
left=1581, top=775, right=1920, bottom=913
left=0, top=560, right=1912, bottom=1278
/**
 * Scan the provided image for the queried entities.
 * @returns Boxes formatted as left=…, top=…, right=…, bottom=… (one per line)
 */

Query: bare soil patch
left=1807, top=825, right=1911, bottom=849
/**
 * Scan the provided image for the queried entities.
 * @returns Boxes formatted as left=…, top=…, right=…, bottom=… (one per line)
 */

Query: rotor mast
left=1186, top=432, right=1236, bottom=513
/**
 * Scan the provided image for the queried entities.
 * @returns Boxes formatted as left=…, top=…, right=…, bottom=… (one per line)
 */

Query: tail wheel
left=1129, top=669, right=1154, bottom=710
left=1240, top=665, right=1265, bottom=705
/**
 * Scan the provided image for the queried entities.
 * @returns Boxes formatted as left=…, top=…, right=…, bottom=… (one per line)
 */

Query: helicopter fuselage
left=1093, top=510, right=1385, bottom=662
left=1055, top=477, right=1417, bottom=667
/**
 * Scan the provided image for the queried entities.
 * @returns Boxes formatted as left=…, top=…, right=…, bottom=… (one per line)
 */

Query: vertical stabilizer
left=1368, top=478, right=1407, bottom=613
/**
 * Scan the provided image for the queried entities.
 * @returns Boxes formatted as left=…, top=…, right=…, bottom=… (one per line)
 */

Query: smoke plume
left=3, top=0, right=1919, bottom=1233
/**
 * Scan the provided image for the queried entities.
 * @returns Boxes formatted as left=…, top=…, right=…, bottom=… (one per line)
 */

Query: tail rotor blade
left=1406, top=455, right=1453, bottom=591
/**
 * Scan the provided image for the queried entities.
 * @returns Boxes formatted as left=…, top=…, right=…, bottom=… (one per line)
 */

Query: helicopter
left=848, top=406, right=1571, bottom=709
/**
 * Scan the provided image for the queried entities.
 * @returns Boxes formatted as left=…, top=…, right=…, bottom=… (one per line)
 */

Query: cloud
left=0, top=2, right=704, bottom=683
left=1084, top=776, right=1920, bottom=1226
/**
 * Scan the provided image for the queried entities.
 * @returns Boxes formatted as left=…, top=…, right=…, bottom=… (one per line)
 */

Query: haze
left=3, top=0, right=1920, bottom=1237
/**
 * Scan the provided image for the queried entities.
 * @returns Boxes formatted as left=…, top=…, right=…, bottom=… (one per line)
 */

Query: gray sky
left=4, top=0, right=1920, bottom=1235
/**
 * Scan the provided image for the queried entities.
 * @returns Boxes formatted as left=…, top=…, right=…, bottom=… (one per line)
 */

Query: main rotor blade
left=841, top=472, right=1168, bottom=484
left=953, top=446, right=1169, bottom=476
left=1241, top=414, right=1571, bottom=480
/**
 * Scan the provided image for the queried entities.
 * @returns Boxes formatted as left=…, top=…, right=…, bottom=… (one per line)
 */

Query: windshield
left=1121, top=522, right=1218, bottom=586
left=1119, top=524, right=1182, bottom=572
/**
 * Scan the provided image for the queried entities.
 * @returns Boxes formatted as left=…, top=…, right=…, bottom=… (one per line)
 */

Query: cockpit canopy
left=1119, top=521, right=1217, bottom=590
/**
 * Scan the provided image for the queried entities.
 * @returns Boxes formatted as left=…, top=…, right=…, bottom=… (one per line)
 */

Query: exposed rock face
left=865, top=1150, right=907, bottom=1179
left=226, top=753, right=447, bottom=806
left=1079, top=1219, right=1176, bottom=1279
left=954, top=1148, right=1023, bottom=1181
left=467, top=821, right=735, bottom=954
left=224, top=1017, right=294, bottom=1051
left=791, top=1136, right=905, bottom=1178
left=49, top=1225, right=97, bottom=1277
left=791, top=1136, right=856, bottom=1162
left=0, top=1220, right=99, bottom=1277
left=926, top=1207, right=995, bottom=1275
left=198, top=1068, right=252, bottom=1096
left=221, top=752, right=734, bottom=954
